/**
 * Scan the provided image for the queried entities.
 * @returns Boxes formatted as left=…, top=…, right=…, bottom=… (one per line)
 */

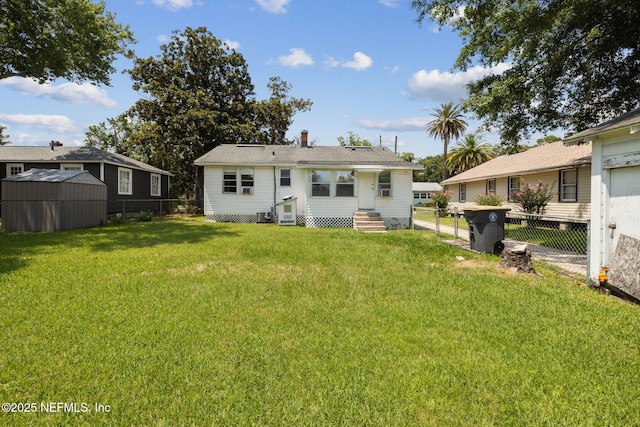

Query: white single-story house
left=441, top=140, right=592, bottom=220
left=412, top=182, right=442, bottom=206
left=194, top=133, right=422, bottom=230
left=564, top=108, right=640, bottom=297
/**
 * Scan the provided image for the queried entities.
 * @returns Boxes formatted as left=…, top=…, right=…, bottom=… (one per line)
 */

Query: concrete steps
left=353, top=211, right=387, bottom=233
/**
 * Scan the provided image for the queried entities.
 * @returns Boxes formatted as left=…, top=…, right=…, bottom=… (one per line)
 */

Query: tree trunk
left=442, top=135, right=449, bottom=181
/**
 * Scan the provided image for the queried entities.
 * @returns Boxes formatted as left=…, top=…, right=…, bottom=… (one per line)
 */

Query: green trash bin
left=463, top=206, right=510, bottom=254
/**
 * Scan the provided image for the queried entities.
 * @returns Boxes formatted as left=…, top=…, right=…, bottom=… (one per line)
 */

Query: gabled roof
left=412, top=182, right=442, bottom=192
left=194, top=144, right=421, bottom=170
left=0, top=146, right=172, bottom=175
left=563, top=108, right=640, bottom=144
left=2, top=168, right=105, bottom=185
left=441, top=140, right=592, bottom=185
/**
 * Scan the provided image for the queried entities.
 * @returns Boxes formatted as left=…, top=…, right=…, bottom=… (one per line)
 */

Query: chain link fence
left=412, top=205, right=589, bottom=277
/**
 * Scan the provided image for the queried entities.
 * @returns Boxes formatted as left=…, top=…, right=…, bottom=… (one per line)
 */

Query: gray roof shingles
left=0, top=146, right=171, bottom=175
left=194, top=144, right=420, bottom=169
left=564, top=107, right=640, bottom=143
left=442, top=140, right=592, bottom=185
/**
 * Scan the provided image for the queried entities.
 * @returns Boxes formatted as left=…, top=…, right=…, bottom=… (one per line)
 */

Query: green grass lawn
left=1, top=217, right=639, bottom=425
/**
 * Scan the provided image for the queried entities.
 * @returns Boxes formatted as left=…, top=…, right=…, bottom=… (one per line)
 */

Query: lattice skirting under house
left=205, top=214, right=358, bottom=228
left=305, top=217, right=354, bottom=228
left=205, top=213, right=256, bottom=223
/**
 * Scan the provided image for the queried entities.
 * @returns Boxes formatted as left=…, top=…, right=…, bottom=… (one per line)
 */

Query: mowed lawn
left=1, top=217, right=639, bottom=426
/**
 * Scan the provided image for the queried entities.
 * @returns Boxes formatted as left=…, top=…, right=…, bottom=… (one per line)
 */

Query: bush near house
left=510, top=181, right=554, bottom=214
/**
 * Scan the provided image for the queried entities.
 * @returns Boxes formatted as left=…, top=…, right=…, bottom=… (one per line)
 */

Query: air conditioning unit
left=378, top=189, right=391, bottom=197
left=242, top=186, right=253, bottom=195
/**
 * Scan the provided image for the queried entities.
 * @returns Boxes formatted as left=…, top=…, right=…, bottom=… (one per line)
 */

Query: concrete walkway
left=413, top=219, right=587, bottom=277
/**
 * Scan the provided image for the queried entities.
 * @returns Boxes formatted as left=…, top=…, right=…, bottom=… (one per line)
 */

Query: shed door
left=608, top=165, right=640, bottom=258
left=358, top=172, right=376, bottom=210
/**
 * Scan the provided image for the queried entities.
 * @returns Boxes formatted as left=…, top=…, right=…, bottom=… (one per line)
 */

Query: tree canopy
left=412, top=0, right=640, bottom=141
left=337, top=131, right=372, bottom=147
left=0, top=0, right=134, bottom=84
left=446, top=134, right=495, bottom=175
left=0, top=125, right=10, bottom=145
left=88, top=27, right=311, bottom=195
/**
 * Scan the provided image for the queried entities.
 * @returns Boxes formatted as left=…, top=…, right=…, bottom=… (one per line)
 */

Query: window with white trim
left=560, top=168, right=577, bottom=202
left=280, top=169, right=291, bottom=187
left=150, top=174, right=161, bottom=196
left=118, top=168, right=132, bottom=195
left=335, top=170, right=354, bottom=197
left=459, top=183, right=467, bottom=202
left=7, top=163, right=24, bottom=176
left=240, top=169, right=254, bottom=195
left=377, top=171, right=392, bottom=197
left=223, top=169, right=237, bottom=194
left=311, top=170, right=331, bottom=196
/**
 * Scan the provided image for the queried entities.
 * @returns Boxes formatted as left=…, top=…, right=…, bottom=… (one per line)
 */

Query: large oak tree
left=0, top=0, right=134, bottom=84
left=412, top=0, right=640, bottom=141
left=122, top=27, right=311, bottom=195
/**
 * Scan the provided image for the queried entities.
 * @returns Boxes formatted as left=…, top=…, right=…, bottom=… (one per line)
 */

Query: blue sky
left=0, top=0, right=547, bottom=158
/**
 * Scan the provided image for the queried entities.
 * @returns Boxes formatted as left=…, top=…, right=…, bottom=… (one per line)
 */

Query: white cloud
left=256, top=0, right=290, bottom=14
left=157, top=34, right=170, bottom=43
left=0, top=77, right=118, bottom=108
left=357, top=117, right=427, bottom=132
left=223, top=39, right=241, bottom=50
left=278, top=48, right=314, bottom=68
left=407, top=63, right=510, bottom=101
left=378, top=0, right=399, bottom=7
left=152, top=0, right=193, bottom=10
left=342, top=52, right=373, bottom=71
left=0, top=114, right=76, bottom=134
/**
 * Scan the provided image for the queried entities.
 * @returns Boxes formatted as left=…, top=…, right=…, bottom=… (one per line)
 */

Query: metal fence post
left=454, top=207, right=459, bottom=240
left=586, top=219, right=591, bottom=285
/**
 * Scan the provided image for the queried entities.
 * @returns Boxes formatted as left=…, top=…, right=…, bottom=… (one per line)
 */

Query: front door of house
left=358, top=172, right=376, bottom=210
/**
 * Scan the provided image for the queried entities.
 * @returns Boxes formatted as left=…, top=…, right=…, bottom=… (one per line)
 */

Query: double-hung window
left=560, top=168, right=577, bottom=202
left=459, top=183, right=467, bottom=202
left=486, top=178, right=496, bottom=194
left=280, top=169, right=291, bottom=187
left=118, top=168, right=132, bottom=195
left=311, top=170, right=330, bottom=196
left=150, top=174, right=161, bottom=196
left=223, top=169, right=237, bottom=194
left=378, top=171, right=392, bottom=197
left=508, top=176, right=520, bottom=201
left=240, top=169, right=254, bottom=195
left=335, top=170, right=354, bottom=197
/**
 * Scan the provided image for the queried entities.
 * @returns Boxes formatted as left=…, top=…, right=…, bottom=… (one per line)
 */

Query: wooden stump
left=499, top=244, right=540, bottom=275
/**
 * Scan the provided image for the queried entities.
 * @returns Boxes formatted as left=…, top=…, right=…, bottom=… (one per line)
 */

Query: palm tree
left=426, top=102, right=468, bottom=181
left=446, top=134, right=496, bottom=175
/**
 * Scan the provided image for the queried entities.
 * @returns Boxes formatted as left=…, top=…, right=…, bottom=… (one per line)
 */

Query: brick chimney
left=301, top=130, right=308, bottom=148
